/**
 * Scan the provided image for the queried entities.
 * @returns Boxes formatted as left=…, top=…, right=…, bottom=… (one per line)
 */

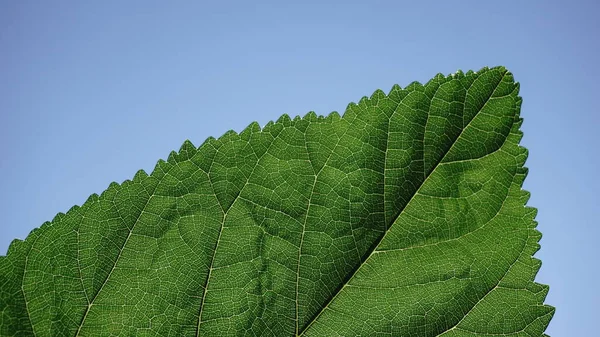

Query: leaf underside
left=0, top=66, right=554, bottom=336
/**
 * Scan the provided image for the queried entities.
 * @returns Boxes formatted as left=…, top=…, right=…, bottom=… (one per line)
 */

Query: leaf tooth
left=152, top=158, right=169, bottom=176
left=243, top=121, right=262, bottom=134
left=370, top=88, right=386, bottom=101
left=431, top=72, right=446, bottom=82
left=405, top=80, right=424, bottom=91
left=325, top=111, right=341, bottom=121
left=304, top=111, right=318, bottom=121
left=450, top=69, right=465, bottom=78
left=178, top=139, right=197, bottom=157
left=357, top=95, right=369, bottom=105
left=344, top=101, right=357, bottom=111
left=197, top=136, right=216, bottom=151
left=262, top=120, right=275, bottom=130
left=85, top=193, right=100, bottom=204
left=134, top=169, right=148, bottom=180
left=276, top=113, right=291, bottom=124
left=221, top=129, right=240, bottom=141
left=388, top=83, right=402, bottom=93
left=166, top=150, right=179, bottom=164
left=3, top=234, right=27, bottom=257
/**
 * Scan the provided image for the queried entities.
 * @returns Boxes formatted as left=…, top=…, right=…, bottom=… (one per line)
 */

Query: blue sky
left=1, top=1, right=597, bottom=335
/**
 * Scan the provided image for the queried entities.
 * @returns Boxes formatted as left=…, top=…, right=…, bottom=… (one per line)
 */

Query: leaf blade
left=0, top=66, right=553, bottom=336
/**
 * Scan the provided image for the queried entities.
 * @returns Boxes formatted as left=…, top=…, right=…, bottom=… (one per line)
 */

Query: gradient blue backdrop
left=1, top=1, right=597, bottom=335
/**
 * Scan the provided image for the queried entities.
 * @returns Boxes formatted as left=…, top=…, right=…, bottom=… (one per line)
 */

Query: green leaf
left=0, top=66, right=553, bottom=336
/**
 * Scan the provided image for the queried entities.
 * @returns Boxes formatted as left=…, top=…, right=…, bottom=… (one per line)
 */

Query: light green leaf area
left=0, top=66, right=553, bottom=336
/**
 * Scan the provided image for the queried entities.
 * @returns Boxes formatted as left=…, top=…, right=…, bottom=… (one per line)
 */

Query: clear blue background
left=1, top=1, right=597, bottom=335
